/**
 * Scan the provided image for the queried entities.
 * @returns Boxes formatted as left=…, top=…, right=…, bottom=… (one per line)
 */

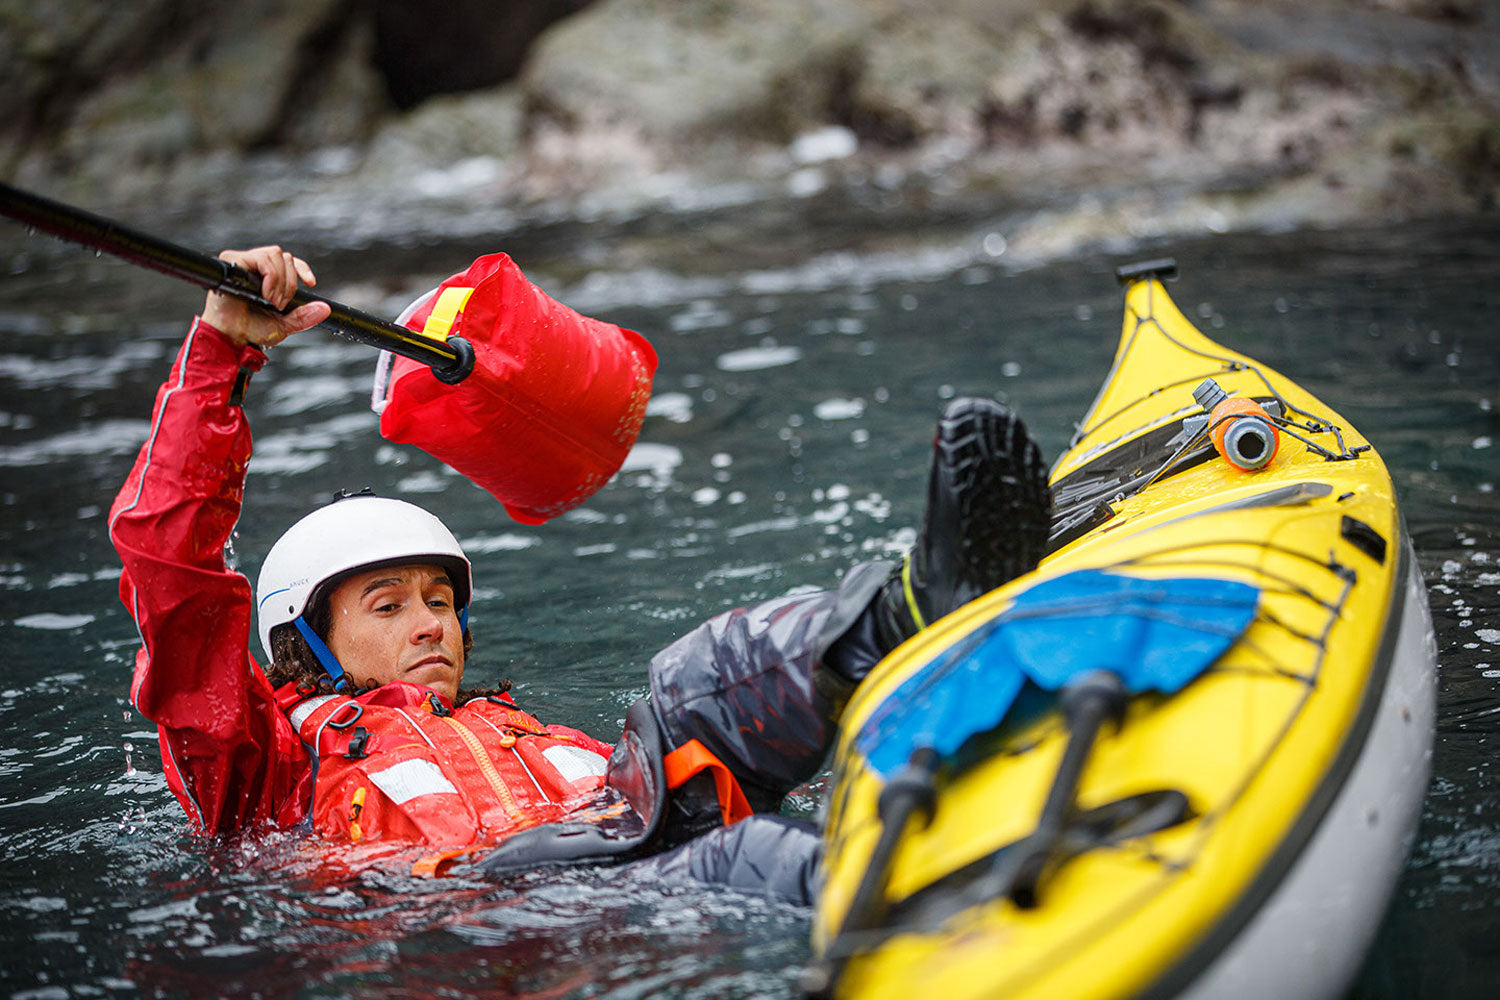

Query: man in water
left=110, top=245, right=1052, bottom=893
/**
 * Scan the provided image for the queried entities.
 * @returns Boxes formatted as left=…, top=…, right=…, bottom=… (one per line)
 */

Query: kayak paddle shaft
left=1008, top=669, right=1128, bottom=908
left=0, top=182, right=474, bottom=384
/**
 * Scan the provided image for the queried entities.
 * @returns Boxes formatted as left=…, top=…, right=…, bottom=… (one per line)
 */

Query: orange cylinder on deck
left=375, top=253, right=657, bottom=524
left=1208, top=396, right=1280, bottom=471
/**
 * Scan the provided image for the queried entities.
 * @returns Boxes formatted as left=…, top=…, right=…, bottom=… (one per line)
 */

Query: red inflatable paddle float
left=373, top=254, right=657, bottom=523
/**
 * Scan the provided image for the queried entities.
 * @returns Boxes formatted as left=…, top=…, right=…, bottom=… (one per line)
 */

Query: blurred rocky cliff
left=2, top=0, right=1497, bottom=261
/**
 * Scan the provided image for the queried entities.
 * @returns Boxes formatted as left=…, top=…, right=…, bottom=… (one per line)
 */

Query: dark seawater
left=1, top=215, right=1496, bottom=999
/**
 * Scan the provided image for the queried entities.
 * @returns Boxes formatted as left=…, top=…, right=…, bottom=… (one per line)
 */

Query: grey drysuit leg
left=634, top=814, right=824, bottom=906
left=647, top=559, right=894, bottom=847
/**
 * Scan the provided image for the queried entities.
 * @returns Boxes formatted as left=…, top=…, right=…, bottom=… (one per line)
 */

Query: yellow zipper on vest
left=439, top=715, right=526, bottom=825
left=466, top=711, right=554, bottom=805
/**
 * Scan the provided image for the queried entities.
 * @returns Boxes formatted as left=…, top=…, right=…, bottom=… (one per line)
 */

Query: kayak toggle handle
left=1114, top=257, right=1178, bottom=285
left=1194, top=378, right=1280, bottom=472
left=1007, top=669, right=1129, bottom=909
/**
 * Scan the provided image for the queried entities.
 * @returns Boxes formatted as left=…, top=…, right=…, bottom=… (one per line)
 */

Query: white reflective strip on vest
left=287, top=694, right=339, bottom=732
left=543, top=744, right=609, bottom=784
left=368, top=758, right=459, bottom=804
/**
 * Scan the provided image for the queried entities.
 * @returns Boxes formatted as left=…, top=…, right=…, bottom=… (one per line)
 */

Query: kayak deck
left=813, top=266, right=1426, bottom=1000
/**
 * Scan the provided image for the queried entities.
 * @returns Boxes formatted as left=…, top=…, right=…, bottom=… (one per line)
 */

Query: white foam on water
left=12, top=613, right=95, bottom=630
left=811, top=501, right=851, bottom=524
left=0, top=341, right=164, bottom=390
left=246, top=452, right=330, bottom=476
left=573, top=543, right=618, bottom=557
left=646, top=392, right=694, bottom=423
left=0, top=420, right=150, bottom=466
left=716, top=344, right=802, bottom=372
left=396, top=470, right=448, bottom=494
left=701, top=562, right=778, bottom=583
left=669, top=300, right=734, bottom=332
left=284, top=342, right=365, bottom=368
left=559, top=241, right=985, bottom=313
left=620, top=443, right=683, bottom=474
left=264, top=375, right=365, bottom=415
left=565, top=268, right=733, bottom=314
left=248, top=413, right=372, bottom=476
left=726, top=516, right=800, bottom=539
left=0, top=411, right=37, bottom=431
left=461, top=533, right=540, bottom=554
left=16, top=896, right=66, bottom=912
left=813, top=398, right=865, bottom=421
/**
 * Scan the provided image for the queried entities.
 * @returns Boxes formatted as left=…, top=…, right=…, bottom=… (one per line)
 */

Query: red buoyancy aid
left=374, top=253, right=658, bottom=525
left=276, top=681, right=616, bottom=848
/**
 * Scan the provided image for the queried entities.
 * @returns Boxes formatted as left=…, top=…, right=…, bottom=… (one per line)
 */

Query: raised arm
left=109, top=247, right=330, bottom=835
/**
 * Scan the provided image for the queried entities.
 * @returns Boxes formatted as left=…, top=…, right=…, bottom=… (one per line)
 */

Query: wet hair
left=264, top=585, right=510, bottom=705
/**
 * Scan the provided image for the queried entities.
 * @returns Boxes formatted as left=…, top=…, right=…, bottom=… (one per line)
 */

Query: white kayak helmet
left=255, top=493, right=473, bottom=664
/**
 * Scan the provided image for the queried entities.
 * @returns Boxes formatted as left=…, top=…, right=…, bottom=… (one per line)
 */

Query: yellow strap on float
left=418, top=286, right=476, bottom=343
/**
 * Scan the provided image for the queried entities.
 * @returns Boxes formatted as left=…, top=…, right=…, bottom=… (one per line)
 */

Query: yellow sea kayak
left=811, top=261, right=1437, bottom=1000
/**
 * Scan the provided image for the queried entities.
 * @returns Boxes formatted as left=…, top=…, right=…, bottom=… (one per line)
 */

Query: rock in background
left=1, top=0, right=1496, bottom=261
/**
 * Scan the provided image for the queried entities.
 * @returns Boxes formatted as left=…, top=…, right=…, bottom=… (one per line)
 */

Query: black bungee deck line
left=0, top=182, right=474, bottom=384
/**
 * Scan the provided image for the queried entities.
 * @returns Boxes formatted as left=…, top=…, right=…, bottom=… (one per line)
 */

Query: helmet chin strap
left=293, top=616, right=351, bottom=692
left=294, top=607, right=470, bottom=694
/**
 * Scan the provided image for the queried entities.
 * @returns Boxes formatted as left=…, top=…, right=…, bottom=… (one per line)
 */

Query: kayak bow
left=812, top=261, right=1437, bottom=1000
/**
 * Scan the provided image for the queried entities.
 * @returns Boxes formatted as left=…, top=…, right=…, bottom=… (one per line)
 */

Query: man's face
left=325, top=563, right=466, bottom=702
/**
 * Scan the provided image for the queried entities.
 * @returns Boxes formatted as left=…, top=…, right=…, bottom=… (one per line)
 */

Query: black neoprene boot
left=825, top=397, right=1052, bottom=679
